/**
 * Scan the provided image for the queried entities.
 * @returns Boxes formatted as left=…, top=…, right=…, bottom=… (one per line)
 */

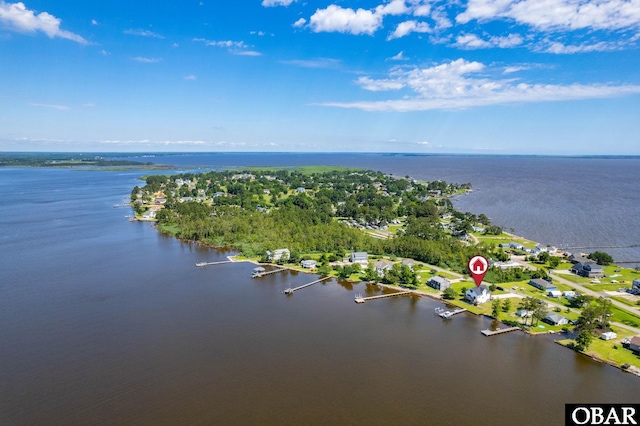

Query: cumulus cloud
left=262, top=0, right=295, bottom=6
left=319, top=58, right=640, bottom=111
left=388, top=20, right=431, bottom=39
left=308, top=4, right=383, bottom=35
left=456, top=0, right=640, bottom=31
left=292, top=18, right=306, bottom=27
left=0, top=1, right=88, bottom=44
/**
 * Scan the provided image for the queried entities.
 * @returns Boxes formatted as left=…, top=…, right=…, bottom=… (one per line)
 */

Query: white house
left=374, top=260, right=394, bottom=277
left=349, top=252, right=369, bottom=265
left=465, top=285, right=491, bottom=305
left=542, top=313, right=569, bottom=326
left=267, top=248, right=290, bottom=262
left=548, top=290, right=563, bottom=298
left=301, top=259, right=317, bottom=269
left=427, top=276, right=451, bottom=291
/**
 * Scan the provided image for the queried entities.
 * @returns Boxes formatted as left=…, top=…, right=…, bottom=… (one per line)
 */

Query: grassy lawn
left=610, top=296, right=640, bottom=308
left=473, top=233, right=537, bottom=249
left=610, top=306, right=640, bottom=328
left=557, top=328, right=640, bottom=369
left=584, top=283, right=630, bottom=292
left=158, top=224, right=180, bottom=235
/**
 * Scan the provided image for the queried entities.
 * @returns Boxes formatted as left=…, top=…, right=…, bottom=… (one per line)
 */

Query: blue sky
left=1, top=0, right=639, bottom=154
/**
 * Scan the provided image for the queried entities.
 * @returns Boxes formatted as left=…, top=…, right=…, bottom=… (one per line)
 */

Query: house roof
left=468, top=285, right=489, bottom=296
left=374, top=260, right=394, bottom=269
left=630, top=336, right=640, bottom=346
left=429, top=276, right=449, bottom=285
left=544, top=313, right=566, bottom=323
left=530, top=278, right=555, bottom=289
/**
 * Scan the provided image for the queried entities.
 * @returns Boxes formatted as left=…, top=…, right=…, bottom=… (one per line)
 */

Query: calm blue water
left=130, top=153, right=640, bottom=263
left=1, top=158, right=640, bottom=425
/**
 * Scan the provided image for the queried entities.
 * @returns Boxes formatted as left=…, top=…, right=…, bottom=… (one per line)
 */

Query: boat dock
left=252, top=266, right=287, bottom=278
left=481, top=327, right=521, bottom=336
left=354, top=291, right=413, bottom=304
left=436, top=307, right=467, bottom=319
left=283, top=277, right=331, bottom=294
left=196, top=260, right=234, bottom=267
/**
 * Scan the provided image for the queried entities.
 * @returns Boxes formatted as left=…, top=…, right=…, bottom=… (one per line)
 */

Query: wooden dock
left=252, top=267, right=287, bottom=278
left=355, top=291, right=413, bottom=304
left=437, top=308, right=467, bottom=319
left=196, top=260, right=234, bottom=267
left=481, top=327, right=521, bottom=336
left=283, top=277, right=331, bottom=294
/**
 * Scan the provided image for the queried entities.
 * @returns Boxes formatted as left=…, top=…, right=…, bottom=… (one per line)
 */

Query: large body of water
left=1, top=155, right=640, bottom=425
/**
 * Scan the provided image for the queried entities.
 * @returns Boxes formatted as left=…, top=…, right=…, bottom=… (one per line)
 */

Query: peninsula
left=131, top=166, right=640, bottom=375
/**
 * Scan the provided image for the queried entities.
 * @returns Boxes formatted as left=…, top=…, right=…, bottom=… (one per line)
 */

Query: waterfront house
left=301, top=260, right=317, bottom=269
left=542, top=313, right=569, bottom=326
left=427, top=276, right=451, bottom=291
left=529, top=278, right=557, bottom=292
left=628, top=336, right=640, bottom=354
left=631, top=279, right=640, bottom=295
left=516, top=309, right=532, bottom=318
left=569, top=254, right=591, bottom=264
left=349, top=252, right=369, bottom=265
left=267, top=248, right=290, bottom=262
left=465, top=285, right=491, bottom=305
left=577, top=262, right=605, bottom=278
left=548, top=290, right=562, bottom=298
left=374, top=260, right=394, bottom=277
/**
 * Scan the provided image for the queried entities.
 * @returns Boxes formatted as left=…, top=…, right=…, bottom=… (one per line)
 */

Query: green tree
left=502, top=299, right=511, bottom=312
left=548, top=256, right=561, bottom=268
left=491, top=299, right=501, bottom=318
left=588, top=251, right=614, bottom=265
left=574, top=330, right=593, bottom=352
left=443, top=287, right=457, bottom=300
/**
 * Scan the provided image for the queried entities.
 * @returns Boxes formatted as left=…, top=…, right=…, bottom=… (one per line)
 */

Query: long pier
left=355, top=291, right=412, bottom=304
left=283, top=277, right=331, bottom=294
left=481, top=327, right=521, bottom=336
left=196, top=260, right=234, bottom=267
left=252, top=267, right=287, bottom=278
left=562, top=244, right=640, bottom=250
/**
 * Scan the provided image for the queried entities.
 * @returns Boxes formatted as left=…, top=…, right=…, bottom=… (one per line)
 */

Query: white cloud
left=389, top=51, right=409, bottom=60
left=542, top=39, right=623, bottom=53
left=455, top=33, right=523, bottom=49
left=319, top=58, right=640, bottom=111
left=292, top=17, right=306, bottom=28
left=0, top=1, right=88, bottom=44
left=281, top=58, right=341, bottom=68
left=232, top=50, right=262, bottom=56
left=308, top=5, right=383, bottom=35
left=457, top=0, right=640, bottom=32
left=194, top=38, right=249, bottom=49
left=262, top=0, right=295, bottom=6
left=250, top=30, right=267, bottom=36
left=29, top=102, right=70, bottom=110
left=356, top=76, right=405, bottom=91
left=455, top=33, right=491, bottom=48
left=131, top=56, right=162, bottom=63
left=124, top=28, right=164, bottom=38
left=91, top=19, right=98, bottom=26
left=184, top=75, right=197, bottom=80
left=376, top=0, right=409, bottom=16
left=388, top=20, right=431, bottom=39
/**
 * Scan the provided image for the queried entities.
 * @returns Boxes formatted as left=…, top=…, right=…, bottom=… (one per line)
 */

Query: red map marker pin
left=468, top=255, right=488, bottom=287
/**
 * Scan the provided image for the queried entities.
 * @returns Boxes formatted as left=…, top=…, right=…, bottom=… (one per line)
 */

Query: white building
left=465, top=285, right=491, bottom=305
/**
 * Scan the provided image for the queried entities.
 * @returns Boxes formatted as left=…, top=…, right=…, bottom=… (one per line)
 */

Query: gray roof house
left=542, top=313, right=569, bottom=326
left=267, top=248, right=290, bottom=262
left=427, top=276, right=451, bottom=291
left=529, top=278, right=557, bottom=292
left=629, top=336, right=640, bottom=354
left=465, top=285, right=491, bottom=305
left=349, top=252, right=369, bottom=265
left=374, top=260, right=394, bottom=276
left=577, top=262, right=605, bottom=278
